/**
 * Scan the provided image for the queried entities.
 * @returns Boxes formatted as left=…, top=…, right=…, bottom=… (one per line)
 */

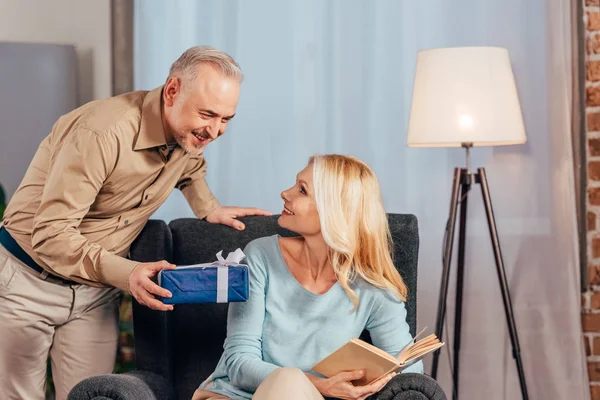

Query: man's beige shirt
left=3, top=86, right=220, bottom=290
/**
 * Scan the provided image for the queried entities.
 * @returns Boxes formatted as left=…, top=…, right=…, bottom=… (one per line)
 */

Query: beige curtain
left=133, top=0, right=590, bottom=397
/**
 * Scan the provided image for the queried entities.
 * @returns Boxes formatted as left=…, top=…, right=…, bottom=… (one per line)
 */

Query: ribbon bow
left=214, top=248, right=245, bottom=303
left=214, top=248, right=245, bottom=266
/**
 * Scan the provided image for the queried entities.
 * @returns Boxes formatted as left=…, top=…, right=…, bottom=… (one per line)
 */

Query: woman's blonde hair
left=311, top=154, right=408, bottom=307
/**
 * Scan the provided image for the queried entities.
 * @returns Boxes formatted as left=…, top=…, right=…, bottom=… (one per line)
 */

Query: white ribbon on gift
left=214, top=248, right=246, bottom=303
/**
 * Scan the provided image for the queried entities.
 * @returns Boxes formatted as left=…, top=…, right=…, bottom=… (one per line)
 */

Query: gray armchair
left=68, top=215, right=446, bottom=400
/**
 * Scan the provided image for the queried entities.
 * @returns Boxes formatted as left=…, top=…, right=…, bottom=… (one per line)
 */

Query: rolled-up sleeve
left=176, top=155, right=220, bottom=219
left=31, top=128, right=139, bottom=290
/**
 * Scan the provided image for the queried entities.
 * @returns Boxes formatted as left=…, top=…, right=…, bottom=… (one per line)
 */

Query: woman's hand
left=307, top=370, right=396, bottom=400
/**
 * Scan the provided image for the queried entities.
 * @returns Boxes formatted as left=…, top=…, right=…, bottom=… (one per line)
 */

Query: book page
left=397, top=334, right=444, bottom=365
left=395, top=326, right=428, bottom=362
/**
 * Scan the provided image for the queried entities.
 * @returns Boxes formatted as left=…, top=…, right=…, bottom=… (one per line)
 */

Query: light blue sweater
left=200, top=235, right=423, bottom=399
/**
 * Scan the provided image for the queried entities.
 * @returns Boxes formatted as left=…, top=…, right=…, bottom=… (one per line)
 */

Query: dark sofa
left=68, top=215, right=446, bottom=400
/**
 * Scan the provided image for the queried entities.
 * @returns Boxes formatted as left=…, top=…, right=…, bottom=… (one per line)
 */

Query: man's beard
left=173, top=131, right=206, bottom=156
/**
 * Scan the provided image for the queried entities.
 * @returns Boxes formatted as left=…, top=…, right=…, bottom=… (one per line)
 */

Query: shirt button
left=124, top=220, right=129, bottom=225
left=144, top=194, right=149, bottom=200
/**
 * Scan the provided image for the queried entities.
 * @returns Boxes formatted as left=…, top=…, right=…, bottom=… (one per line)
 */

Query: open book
left=311, top=328, right=444, bottom=386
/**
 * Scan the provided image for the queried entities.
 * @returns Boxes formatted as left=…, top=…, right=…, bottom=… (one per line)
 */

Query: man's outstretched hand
left=129, top=261, right=176, bottom=311
left=205, top=206, right=272, bottom=230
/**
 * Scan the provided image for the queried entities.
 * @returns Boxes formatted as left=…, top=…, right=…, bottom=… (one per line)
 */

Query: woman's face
left=278, top=163, right=321, bottom=236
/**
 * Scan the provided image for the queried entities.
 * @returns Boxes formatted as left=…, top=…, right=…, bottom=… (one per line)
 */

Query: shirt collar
left=134, top=86, right=168, bottom=151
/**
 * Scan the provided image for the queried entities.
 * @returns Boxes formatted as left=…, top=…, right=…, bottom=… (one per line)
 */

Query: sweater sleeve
left=220, top=240, right=279, bottom=391
left=366, top=291, right=424, bottom=374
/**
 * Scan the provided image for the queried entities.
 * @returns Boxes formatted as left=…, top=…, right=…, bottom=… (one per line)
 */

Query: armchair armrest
left=371, top=373, right=446, bottom=400
left=67, top=370, right=176, bottom=400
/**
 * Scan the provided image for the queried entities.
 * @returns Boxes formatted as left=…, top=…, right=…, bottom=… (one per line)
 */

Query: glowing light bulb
left=458, top=114, right=474, bottom=130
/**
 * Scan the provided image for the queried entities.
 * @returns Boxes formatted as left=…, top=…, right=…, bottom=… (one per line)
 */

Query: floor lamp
left=406, top=47, right=530, bottom=400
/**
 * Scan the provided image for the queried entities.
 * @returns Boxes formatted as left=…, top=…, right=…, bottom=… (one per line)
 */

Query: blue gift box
left=158, top=249, right=249, bottom=304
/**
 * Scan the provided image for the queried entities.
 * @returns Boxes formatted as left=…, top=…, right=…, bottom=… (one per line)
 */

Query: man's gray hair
left=168, top=46, right=243, bottom=83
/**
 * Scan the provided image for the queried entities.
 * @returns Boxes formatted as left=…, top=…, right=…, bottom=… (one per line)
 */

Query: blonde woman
left=193, top=155, right=423, bottom=400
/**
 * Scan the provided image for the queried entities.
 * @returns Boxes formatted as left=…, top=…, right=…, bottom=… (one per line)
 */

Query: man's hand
left=307, top=370, right=396, bottom=400
left=129, top=261, right=176, bottom=311
left=205, top=206, right=272, bottom=230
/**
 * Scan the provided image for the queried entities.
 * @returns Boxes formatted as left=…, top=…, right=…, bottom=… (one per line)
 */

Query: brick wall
left=585, top=1, right=600, bottom=398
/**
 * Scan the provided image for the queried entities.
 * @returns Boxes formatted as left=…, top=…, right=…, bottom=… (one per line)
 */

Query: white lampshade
left=406, top=47, right=526, bottom=147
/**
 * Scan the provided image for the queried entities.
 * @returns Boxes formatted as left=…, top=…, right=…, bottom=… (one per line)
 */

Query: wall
left=585, top=0, right=600, bottom=398
left=0, top=0, right=112, bottom=199
left=0, top=0, right=112, bottom=104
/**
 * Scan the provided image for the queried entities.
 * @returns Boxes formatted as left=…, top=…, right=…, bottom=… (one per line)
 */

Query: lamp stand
left=430, top=145, right=529, bottom=400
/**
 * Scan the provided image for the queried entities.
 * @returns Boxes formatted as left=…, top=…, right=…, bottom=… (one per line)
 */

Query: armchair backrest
left=129, top=214, right=419, bottom=400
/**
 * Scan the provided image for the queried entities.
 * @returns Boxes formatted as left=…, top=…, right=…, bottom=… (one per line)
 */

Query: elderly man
left=0, top=46, right=268, bottom=400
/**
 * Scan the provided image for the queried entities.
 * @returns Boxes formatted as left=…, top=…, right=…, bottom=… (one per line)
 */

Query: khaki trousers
left=192, top=367, right=325, bottom=400
left=0, top=244, right=121, bottom=400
